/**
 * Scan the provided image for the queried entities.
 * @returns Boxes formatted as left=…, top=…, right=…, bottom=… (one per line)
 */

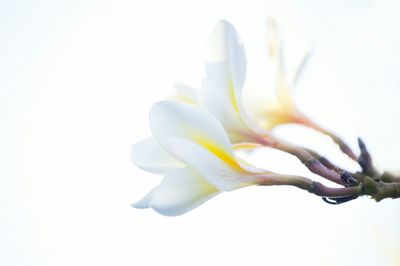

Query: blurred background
left=1, top=0, right=399, bottom=265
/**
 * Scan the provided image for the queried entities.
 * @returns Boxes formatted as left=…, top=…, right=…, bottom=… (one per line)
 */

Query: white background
left=1, top=0, right=399, bottom=265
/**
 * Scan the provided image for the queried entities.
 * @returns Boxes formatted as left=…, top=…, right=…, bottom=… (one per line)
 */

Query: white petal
left=161, top=137, right=263, bottom=191
left=267, top=17, right=283, bottom=67
left=291, top=50, right=312, bottom=88
left=148, top=167, right=219, bottom=216
left=149, top=101, right=264, bottom=191
left=130, top=137, right=184, bottom=174
left=267, top=17, right=294, bottom=106
left=172, top=83, right=198, bottom=105
left=131, top=187, right=157, bottom=209
left=150, top=100, right=235, bottom=161
left=199, top=78, right=268, bottom=142
left=201, top=21, right=267, bottom=142
left=205, top=20, right=246, bottom=100
left=198, top=78, right=250, bottom=142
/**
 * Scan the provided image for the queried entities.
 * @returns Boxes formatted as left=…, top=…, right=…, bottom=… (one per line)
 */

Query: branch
left=362, top=176, right=400, bottom=201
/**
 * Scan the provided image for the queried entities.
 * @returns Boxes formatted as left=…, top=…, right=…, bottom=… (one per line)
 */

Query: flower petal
left=131, top=187, right=157, bottom=209
left=161, top=137, right=264, bottom=191
left=267, top=17, right=293, bottom=106
left=205, top=20, right=246, bottom=103
left=150, top=100, right=236, bottom=164
left=267, top=17, right=283, bottom=68
left=201, top=21, right=267, bottom=142
left=149, top=101, right=264, bottom=190
left=291, top=50, right=312, bottom=89
left=171, top=83, right=198, bottom=105
left=134, top=167, right=220, bottom=216
left=199, top=78, right=257, bottom=142
left=130, top=137, right=184, bottom=174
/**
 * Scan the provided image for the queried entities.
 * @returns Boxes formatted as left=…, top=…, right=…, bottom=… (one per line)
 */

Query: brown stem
left=258, top=173, right=362, bottom=198
left=306, top=148, right=343, bottom=172
left=253, top=135, right=345, bottom=185
left=299, top=115, right=357, bottom=161
left=363, top=176, right=400, bottom=201
left=259, top=173, right=400, bottom=202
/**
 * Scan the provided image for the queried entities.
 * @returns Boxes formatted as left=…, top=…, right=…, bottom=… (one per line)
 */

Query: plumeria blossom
left=170, top=19, right=353, bottom=163
left=169, top=20, right=306, bottom=144
left=256, top=18, right=357, bottom=159
left=169, top=20, right=269, bottom=144
left=201, top=18, right=356, bottom=160
left=130, top=101, right=364, bottom=216
left=131, top=101, right=271, bottom=216
left=256, top=17, right=313, bottom=131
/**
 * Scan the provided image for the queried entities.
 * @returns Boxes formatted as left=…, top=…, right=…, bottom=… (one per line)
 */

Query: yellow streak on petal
left=229, top=78, right=239, bottom=113
left=190, top=169, right=220, bottom=194
left=276, top=72, right=293, bottom=106
left=168, top=91, right=197, bottom=106
left=174, top=94, right=197, bottom=105
left=233, top=143, right=260, bottom=150
left=192, top=133, right=245, bottom=173
left=260, top=95, right=309, bottom=130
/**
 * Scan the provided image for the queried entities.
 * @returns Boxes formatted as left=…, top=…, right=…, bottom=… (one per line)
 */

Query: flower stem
left=258, top=173, right=362, bottom=198
left=253, top=135, right=345, bottom=185
left=297, top=114, right=357, bottom=161
left=259, top=173, right=400, bottom=202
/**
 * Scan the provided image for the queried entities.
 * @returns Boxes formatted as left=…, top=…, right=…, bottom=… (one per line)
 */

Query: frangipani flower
left=169, top=20, right=294, bottom=145
left=131, top=101, right=363, bottom=215
left=131, top=101, right=269, bottom=216
left=168, top=20, right=355, bottom=162
left=256, top=18, right=357, bottom=160
left=256, top=17, right=312, bottom=130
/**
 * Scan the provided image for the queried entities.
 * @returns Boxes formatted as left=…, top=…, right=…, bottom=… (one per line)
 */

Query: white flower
left=168, top=20, right=268, bottom=143
left=169, top=20, right=311, bottom=144
left=255, top=18, right=357, bottom=160
left=131, top=101, right=268, bottom=216
left=256, top=17, right=312, bottom=130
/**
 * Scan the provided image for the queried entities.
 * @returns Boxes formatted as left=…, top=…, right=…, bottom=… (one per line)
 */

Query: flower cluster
left=130, top=20, right=400, bottom=216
